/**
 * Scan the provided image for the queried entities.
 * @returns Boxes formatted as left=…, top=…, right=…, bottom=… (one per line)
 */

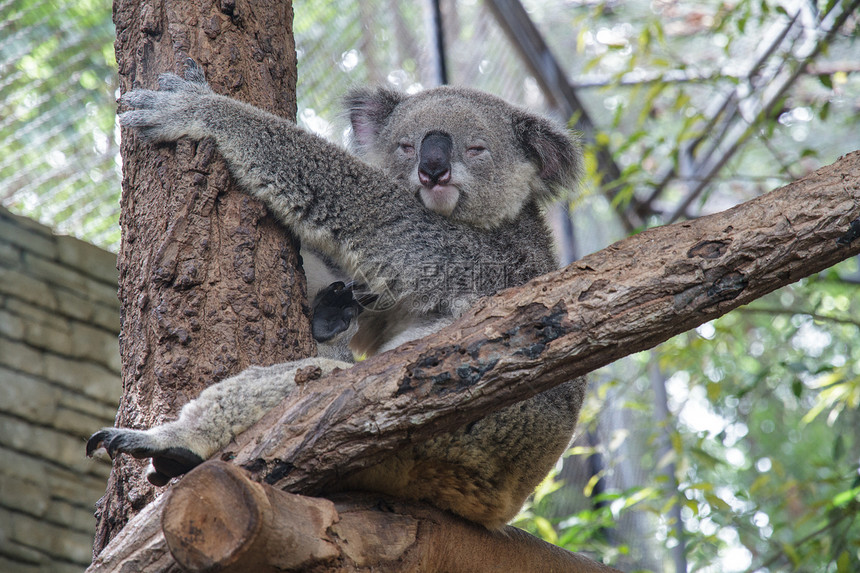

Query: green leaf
left=707, top=381, right=721, bottom=402
left=750, top=474, right=771, bottom=495
left=781, top=542, right=801, bottom=566
left=818, top=74, right=834, bottom=89
left=532, top=516, right=558, bottom=544
left=576, top=28, right=589, bottom=54
left=622, top=486, right=657, bottom=509
left=833, top=434, right=845, bottom=461
left=791, top=379, right=803, bottom=398
left=584, top=473, right=602, bottom=497
left=837, top=551, right=851, bottom=573
left=638, top=27, right=651, bottom=51
left=533, top=470, right=563, bottom=504
left=705, top=492, right=732, bottom=512
left=831, top=486, right=860, bottom=508
left=567, top=446, right=598, bottom=457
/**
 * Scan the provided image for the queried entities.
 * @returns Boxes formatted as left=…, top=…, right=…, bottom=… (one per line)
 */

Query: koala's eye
left=466, top=145, right=487, bottom=158
left=398, top=142, right=415, bottom=157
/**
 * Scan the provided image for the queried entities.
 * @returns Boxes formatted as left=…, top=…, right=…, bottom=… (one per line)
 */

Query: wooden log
left=162, top=461, right=339, bottom=571
left=89, top=461, right=619, bottom=572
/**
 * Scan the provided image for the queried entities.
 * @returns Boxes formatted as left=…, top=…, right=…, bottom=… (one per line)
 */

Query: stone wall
left=0, top=206, right=120, bottom=572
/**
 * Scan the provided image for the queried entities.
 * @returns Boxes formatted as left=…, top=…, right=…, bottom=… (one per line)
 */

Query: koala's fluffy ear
left=345, top=87, right=405, bottom=151
left=513, top=113, right=582, bottom=200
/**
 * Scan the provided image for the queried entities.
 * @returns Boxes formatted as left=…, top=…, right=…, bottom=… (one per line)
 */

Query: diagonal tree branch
left=227, top=149, right=860, bottom=492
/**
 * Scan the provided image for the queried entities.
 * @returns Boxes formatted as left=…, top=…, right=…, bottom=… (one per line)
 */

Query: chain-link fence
left=4, top=0, right=857, bottom=253
left=294, top=0, right=551, bottom=140
left=1, top=0, right=120, bottom=249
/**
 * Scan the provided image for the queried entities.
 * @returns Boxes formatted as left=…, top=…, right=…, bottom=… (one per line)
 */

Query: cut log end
left=161, top=462, right=270, bottom=572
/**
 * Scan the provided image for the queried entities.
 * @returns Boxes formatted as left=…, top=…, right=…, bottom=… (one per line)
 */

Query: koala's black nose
left=419, top=131, right=452, bottom=186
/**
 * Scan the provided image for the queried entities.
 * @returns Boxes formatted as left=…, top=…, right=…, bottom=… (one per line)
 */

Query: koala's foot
left=86, top=428, right=204, bottom=486
left=85, top=359, right=350, bottom=485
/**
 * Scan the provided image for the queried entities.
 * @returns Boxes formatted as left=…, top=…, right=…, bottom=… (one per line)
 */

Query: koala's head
left=346, top=86, right=581, bottom=228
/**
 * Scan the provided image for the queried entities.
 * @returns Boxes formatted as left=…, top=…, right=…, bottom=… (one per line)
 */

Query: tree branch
left=227, top=150, right=860, bottom=493
left=739, top=305, right=860, bottom=329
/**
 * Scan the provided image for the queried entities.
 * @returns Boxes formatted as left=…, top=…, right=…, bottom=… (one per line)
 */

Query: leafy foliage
left=514, top=266, right=860, bottom=572
left=508, top=1, right=860, bottom=571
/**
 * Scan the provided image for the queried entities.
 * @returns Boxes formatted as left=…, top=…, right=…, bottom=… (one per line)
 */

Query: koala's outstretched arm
left=119, top=61, right=551, bottom=312
left=87, top=358, right=349, bottom=485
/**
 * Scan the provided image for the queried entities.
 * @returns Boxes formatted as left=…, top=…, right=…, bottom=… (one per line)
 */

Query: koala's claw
left=87, top=427, right=159, bottom=459
left=182, top=57, right=207, bottom=83
left=87, top=428, right=130, bottom=459
left=156, top=73, right=186, bottom=91
left=156, top=61, right=209, bottom=92
left=119, top=89, right=159, bottom=110
left=117, top=59, right=212, bottom=142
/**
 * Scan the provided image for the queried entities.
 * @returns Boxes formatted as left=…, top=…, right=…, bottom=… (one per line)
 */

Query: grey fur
left=89, top=60, right=586, bottom=528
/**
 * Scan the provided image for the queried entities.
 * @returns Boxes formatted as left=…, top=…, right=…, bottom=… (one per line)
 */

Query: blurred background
left=1, top=0, right=859, bottom=571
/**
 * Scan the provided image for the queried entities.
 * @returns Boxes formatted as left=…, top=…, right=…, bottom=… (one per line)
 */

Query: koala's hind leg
left=339, top=377, right=587, bottom=529
left=87, top=357, right=350, bottom=485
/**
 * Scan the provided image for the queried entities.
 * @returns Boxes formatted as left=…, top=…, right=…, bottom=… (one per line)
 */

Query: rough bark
left=86, top=461, right=616, bottom=573
left=221, top=150, right=860, bottom=493
left=97, top=0, right=305, bottom=554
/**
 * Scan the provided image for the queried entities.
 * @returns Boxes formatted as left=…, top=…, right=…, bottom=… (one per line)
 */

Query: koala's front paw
left=118, top=58, right=213, bottom=143
left=312, top=281, right=360, bottom=343
left=87, top=428, right=204, bottom=486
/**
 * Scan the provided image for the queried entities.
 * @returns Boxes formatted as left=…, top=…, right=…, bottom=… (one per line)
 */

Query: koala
left=88, top=60, right=586, bottom=529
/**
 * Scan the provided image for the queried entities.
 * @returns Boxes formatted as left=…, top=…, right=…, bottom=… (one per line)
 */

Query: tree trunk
left=95, top=0, right=307, bottom=554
